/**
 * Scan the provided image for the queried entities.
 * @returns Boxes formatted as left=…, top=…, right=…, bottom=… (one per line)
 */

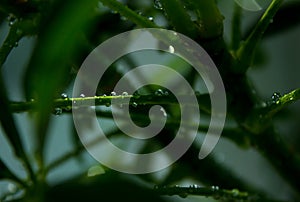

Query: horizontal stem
left=9, top=93, right=212, bottom=114
left=154, top=185, right=249, bottom=200
left=99, top=0, right=159, bottom=28
left=263, top=88, right=300, bottom=119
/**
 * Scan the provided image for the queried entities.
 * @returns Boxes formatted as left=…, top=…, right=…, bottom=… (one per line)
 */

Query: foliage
left=0, top=0, right=300, bottom=201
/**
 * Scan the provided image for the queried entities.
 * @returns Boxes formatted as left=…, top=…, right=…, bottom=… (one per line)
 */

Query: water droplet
left=110, top=91, right=117, bottom=96
left=155, top=89, right=164, bottom=96
left=121, top=16, right=127, bottom=21
left=8, top=15, right=17, bottom=26
left=271, top=92, right=281, bottom=103
left=211, top=186, right=219, bottom=191
left=154, top=185, right=160, bottom=189
left=122, top=92, right=128, bottom=97
left=289, top=97, right=294, bottom=101
left=105, top=102, right=111, bottom=107
left=148, top=16, right=154, bottom=21
left=190, top=184, right=200, bottom=189
left=270, top=19, right=274, bottom=23
left=103, top=94, right=107, bottom=97
left=110, top=10, right=118, bottom=14
left=61, top=93, right=68, bottom=99
left=154, top=0, right=163, bottom=10
left=168, top=45, right=175, bottom=53
left=164, top=90, right=169, bottom=96
left=132, top=102, right=138, bottom=107
left=14, top=42, right=18, bottom=47
left=53, top=107, right=62, bottom=115
left=80, top=93, right=85, bottom=98
left=160, top=107, right=167, bottom=117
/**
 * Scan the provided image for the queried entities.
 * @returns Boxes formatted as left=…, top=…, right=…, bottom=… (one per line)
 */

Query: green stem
left=263, top=88, right=300, bottom=119
left=0, top=25, right=23, bottom=67
left=154, top=185, right=250, bottom=200
left=99, top=0, right=159, bottom=28
left=187, top=0, right=224, bottom=39
left=9, top=93, right=211, bottom=114
left=236, top=0, right=284, bottom=73
left=160, top=0, right=198, bottom=37
left=231, top=3, right=242, bottom=51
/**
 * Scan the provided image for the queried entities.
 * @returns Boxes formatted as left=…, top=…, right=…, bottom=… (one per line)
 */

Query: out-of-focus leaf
left=45, top=172, right=167, bottom=202
left=23, top=0, right=98, bottom=159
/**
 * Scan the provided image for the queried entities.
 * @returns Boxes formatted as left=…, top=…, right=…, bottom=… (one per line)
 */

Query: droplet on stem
left=61, top=93, right=68, bottom=99
left=271, top=92, right=281, bottom=104
left=154, top=0, right=163, bottom=10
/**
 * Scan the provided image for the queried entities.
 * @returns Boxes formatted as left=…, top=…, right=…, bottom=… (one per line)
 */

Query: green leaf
left=23, top=0, right=99, bottom=167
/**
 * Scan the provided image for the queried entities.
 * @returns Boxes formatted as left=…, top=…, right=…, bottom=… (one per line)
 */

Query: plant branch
left=231, top=3, right=242, bottom=51
left=236, top=0, right=284, bottom=73
left=0, top=25, right=23, bottom=67
left=9, top=93, right=212, bottom=114
left=154, top=185, right=250, bottom=201
left=263, top=88, right=300, bottom=119
left=99, top=0, right=159, bottom=28
left=159, top=0, right=198, bottom=37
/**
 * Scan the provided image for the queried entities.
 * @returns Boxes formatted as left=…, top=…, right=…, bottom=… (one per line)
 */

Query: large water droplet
left=211, top=186, right=219, bottom=191
left=271, top=92, right=281, bottom=104
left=61, top=93, right=68, bottom=99
left=122, top=92, right=128, bottom=97
left=132, top=102, right=138, bottom=107
left=160, top=107, right=167, bottom=117
left=80, top=93, right=85, bottom=98
left=7, top=15, right=17, bottom=26
left=168, top=45, right=175, bottom=53
left=110, top=91, right=117, bottom=96
left=148, top=16, right=154, bottom=21
left=155, top=89, right=164, bottom=96
left=154, top=0, right=163, bottom=10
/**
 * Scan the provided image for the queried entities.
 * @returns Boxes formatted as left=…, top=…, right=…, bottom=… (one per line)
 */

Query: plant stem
left=9, top=93, right=212, bottom=114
left=236, top=0, right=284, bottom=73
left=154, top=185, right=250, bottom=200
left=160, top=0, right=198, bottom=37
left=263, top=88, right=300, bottom=119
left=231, top=3, right=242, bottom=51
left=99, top=0, right=159, bottom=28
left=0, top=25, right=23, bottom=67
